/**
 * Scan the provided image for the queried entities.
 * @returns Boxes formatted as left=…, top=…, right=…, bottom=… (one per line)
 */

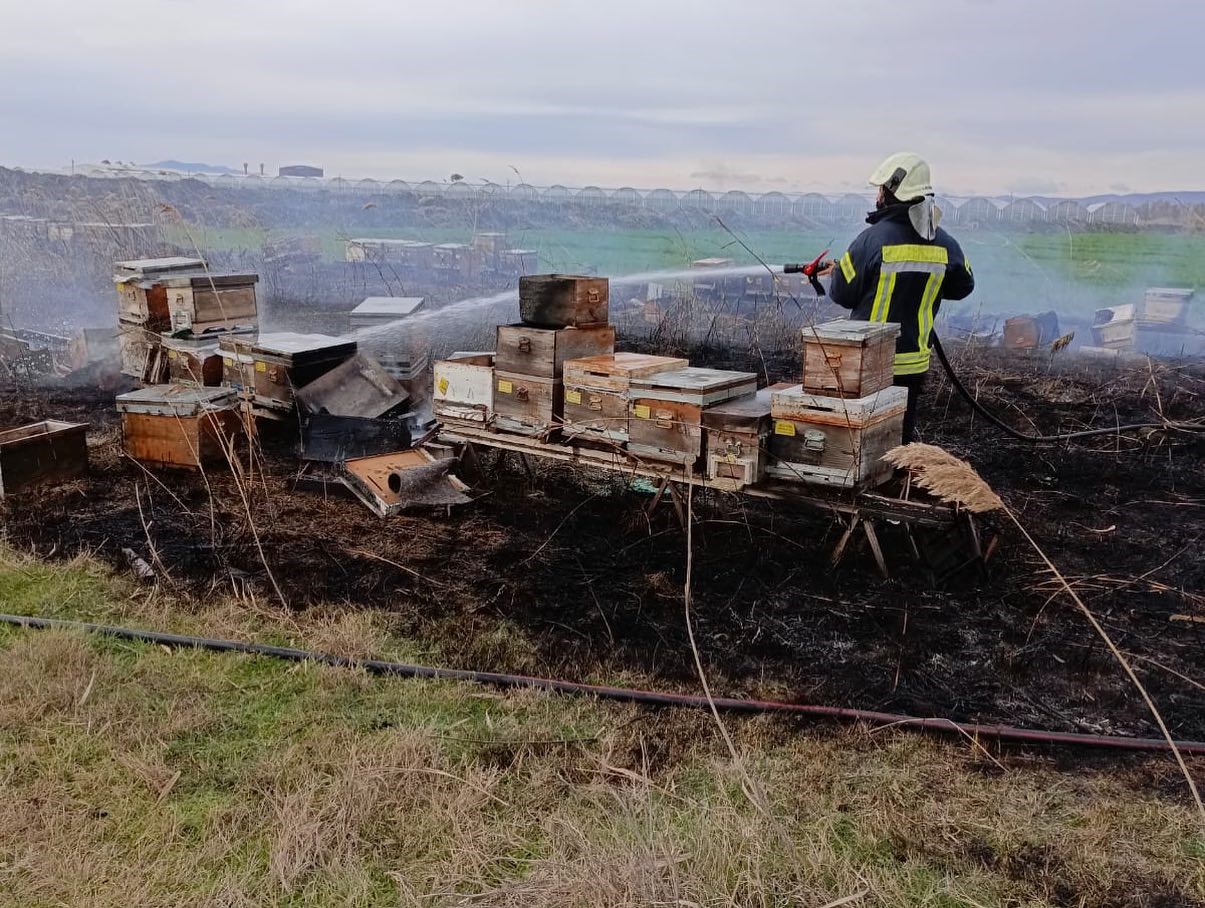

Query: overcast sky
left=3, top=0, right=1202, bottom=196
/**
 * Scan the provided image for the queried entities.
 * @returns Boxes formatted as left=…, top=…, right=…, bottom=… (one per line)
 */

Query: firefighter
left=828, top=153, right=975, bottom=443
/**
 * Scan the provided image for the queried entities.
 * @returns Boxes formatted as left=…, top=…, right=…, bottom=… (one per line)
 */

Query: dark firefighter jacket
left=828, top=203, right=975, bottom=376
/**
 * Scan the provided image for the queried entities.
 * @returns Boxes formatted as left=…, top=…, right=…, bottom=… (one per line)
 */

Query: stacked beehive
left=114, top=257, right=259, bottom=387
left=491, top=275, right=616, bottom=437
left=767, top=320, right=906, bottom=489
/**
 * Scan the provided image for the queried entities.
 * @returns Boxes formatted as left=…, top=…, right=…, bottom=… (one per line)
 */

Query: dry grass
left=0, top=548, right=1202, bottom=907
left=883, top=443, right=1004, bottom=513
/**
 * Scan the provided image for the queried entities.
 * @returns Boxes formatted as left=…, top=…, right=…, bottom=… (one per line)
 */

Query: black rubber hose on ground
left=3, top=612, right=1202, bottom=756
left=930, top=332, right=1204, bottom=443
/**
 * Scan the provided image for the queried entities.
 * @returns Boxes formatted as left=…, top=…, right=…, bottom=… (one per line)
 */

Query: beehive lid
left=116, top=384, right=235, bottom=416
left=114, top=256, right=204, bottom=279
left=565, top=352, right=689, bottom=379
left=632, top=367, right=757, bottom=393
left=1145, top=287, right=1194, bottom=299
left=702, top=388, right=773, bottom=426
left=351, top=297, right=425, bottom=317
left=252, top=333, right=357, bottom=363
left=802, top=319, right=899, bottom=346
left=294, top=354, right=409, bottom=419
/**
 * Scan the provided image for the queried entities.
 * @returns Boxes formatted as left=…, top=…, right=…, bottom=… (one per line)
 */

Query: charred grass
left=0, top=549, right=1202, bottom=907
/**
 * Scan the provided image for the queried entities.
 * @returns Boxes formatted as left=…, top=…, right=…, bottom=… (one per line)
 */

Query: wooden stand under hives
left=435, top=423, right=994, bottom=583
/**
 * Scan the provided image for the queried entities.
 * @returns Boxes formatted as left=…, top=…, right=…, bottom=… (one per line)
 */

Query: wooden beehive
left=162, top=336, right=223, bottom=386
left=1002, top=312, right=1060, bottom=351
left=628, top=367, right=757, bottom=465
left=162, top=273, right=259, bottom=334
left=518, top=274, right=610, bottom=328
left=493, top=371, right=563, bottom=437
left=1140, top=288, right=1193, bottom=327
left=116, top=385, right=244, bottom=469
left=250, top=333, right=358, bottom=412
left=701, top=386, right=781, bottom=486
left=766, top=384, right=907, bottom=489
left=801, top=320, right=898, bottom=398
left=0, top=420, right=89, bottom=496
left=1092, top=305, right=1137, bottom=351
left=434, top=353, right=495, bottom=426
left=495, top=324, right=615, bottom=379
left=561, top=353, right=688, bottom=443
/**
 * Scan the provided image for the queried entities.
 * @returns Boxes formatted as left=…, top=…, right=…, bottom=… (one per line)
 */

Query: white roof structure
left=351, top=297, right=426, bottom=317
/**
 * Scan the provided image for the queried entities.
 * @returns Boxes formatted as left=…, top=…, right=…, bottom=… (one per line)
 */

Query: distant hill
left=144, top=160, right=239, bottom=175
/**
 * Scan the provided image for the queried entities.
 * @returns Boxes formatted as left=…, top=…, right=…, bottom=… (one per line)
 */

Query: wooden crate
left=628, top=367, right=757, bottom=464
left=1140, top=287, right=1193, bottom=327
left=495, top=324, right=615, bottom=379
left=518, top=274, right=609, bottom=327
left=116, top=385, right=244, bottom=469
left=1092, top=305, right=1136, bottom=351
left=493, top=371, right=563, bottom=437
left=434, top=354, right=495, bottom=426
left=163, top=273, right=259, bottom=334
left=766, top=385, right=907, bottom=489
left=562, top=353, right=687, bottom=442
left=162, top=336, right=223, bottom=386
left=250, top=333, right=358, bottom=412
left=0, top=420, right=88, bottom=496
left=118, top=322, right=168, bottom=384
left=801, top=320, right=898, bottom=398
left=701, top=387, right=776, bottom=486
left=1002, top=313, right=1059, bottom=351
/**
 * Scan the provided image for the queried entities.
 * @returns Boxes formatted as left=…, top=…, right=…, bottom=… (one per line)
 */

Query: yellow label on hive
left=437, top=377, right=449, bottom=395
left=633, top=404, right=651, bottom=419
left=565, top=389, right=582, bottom=405
left=255, top=361, right=267, bottom=373
left=167, top=351, right=178, bottom=359
left=497, top=379, right=513, bottom=394
left=222, top=357, right=233, bottom=367
left=774, top=420, right=796, bottom=437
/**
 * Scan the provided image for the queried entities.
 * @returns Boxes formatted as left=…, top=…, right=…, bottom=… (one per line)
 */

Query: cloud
left=1, top=0, right=1203, bottom=196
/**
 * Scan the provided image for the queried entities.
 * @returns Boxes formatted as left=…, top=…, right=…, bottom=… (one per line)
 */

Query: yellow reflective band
left=965, top=255, right=973, bottom=275
left=894, top=351, right=929, bottom=364
left=870, top=271, right=897, bottom=322
left=839, top=251, right=856, bottom=282
left=882, top=244, right=949, bottom=265
left=916, top=272, right=945, bottom=354
left=894, top=361, right=930, bottom=375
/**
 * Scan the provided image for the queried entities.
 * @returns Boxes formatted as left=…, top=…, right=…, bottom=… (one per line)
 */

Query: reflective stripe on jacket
left=829, top=203, right=974, bottom=376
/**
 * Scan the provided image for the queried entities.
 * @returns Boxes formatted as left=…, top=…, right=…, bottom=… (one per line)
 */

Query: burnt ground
left=1, top=350, right=1203, bottom=745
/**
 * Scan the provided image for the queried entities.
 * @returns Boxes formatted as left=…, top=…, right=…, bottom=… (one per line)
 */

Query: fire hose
left=930, top=331, right=1205, bottom=443
left=2, top=612, right=1202, bottom=756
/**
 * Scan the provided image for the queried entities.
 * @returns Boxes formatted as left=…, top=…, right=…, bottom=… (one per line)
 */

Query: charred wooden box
left=628, top=368, right=757, bottom=466
left=0, top=420, right=88, bottom=496
left=702, top=387, right=778, bottom=487
left=801, top=320, right=899, bottom=399
left=119, top=322, right=168, bottom=384
left=518, top=274, right=609, bottom=328
left=162, top=336, right=223, bottom=386
left=493, top=371, right=563, bottom=437
left=114, top=257, right=205, bottom=330
left=495, top=324, right=615, bottom=380
left=561, top=353, right=688, bottom=443
left=767, top=384, right=907, bottom=489
left=434, top=353, right=495, bottom=426
left=116, top=385, right=245, bottom=469
left=250, top=333, right=358, bottom=412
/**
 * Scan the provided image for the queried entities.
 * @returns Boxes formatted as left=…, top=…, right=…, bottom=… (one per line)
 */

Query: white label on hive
left=497, top=379, right=513, bottom=394
left=633, top=404, right=651, bottom=419
left=774, top=420, right=796, bottom=437
left=566, top=389, right=582, bottom=405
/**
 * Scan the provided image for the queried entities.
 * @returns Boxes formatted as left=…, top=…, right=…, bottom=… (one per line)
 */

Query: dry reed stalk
left=888, top=442, right=1204, bottom=821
